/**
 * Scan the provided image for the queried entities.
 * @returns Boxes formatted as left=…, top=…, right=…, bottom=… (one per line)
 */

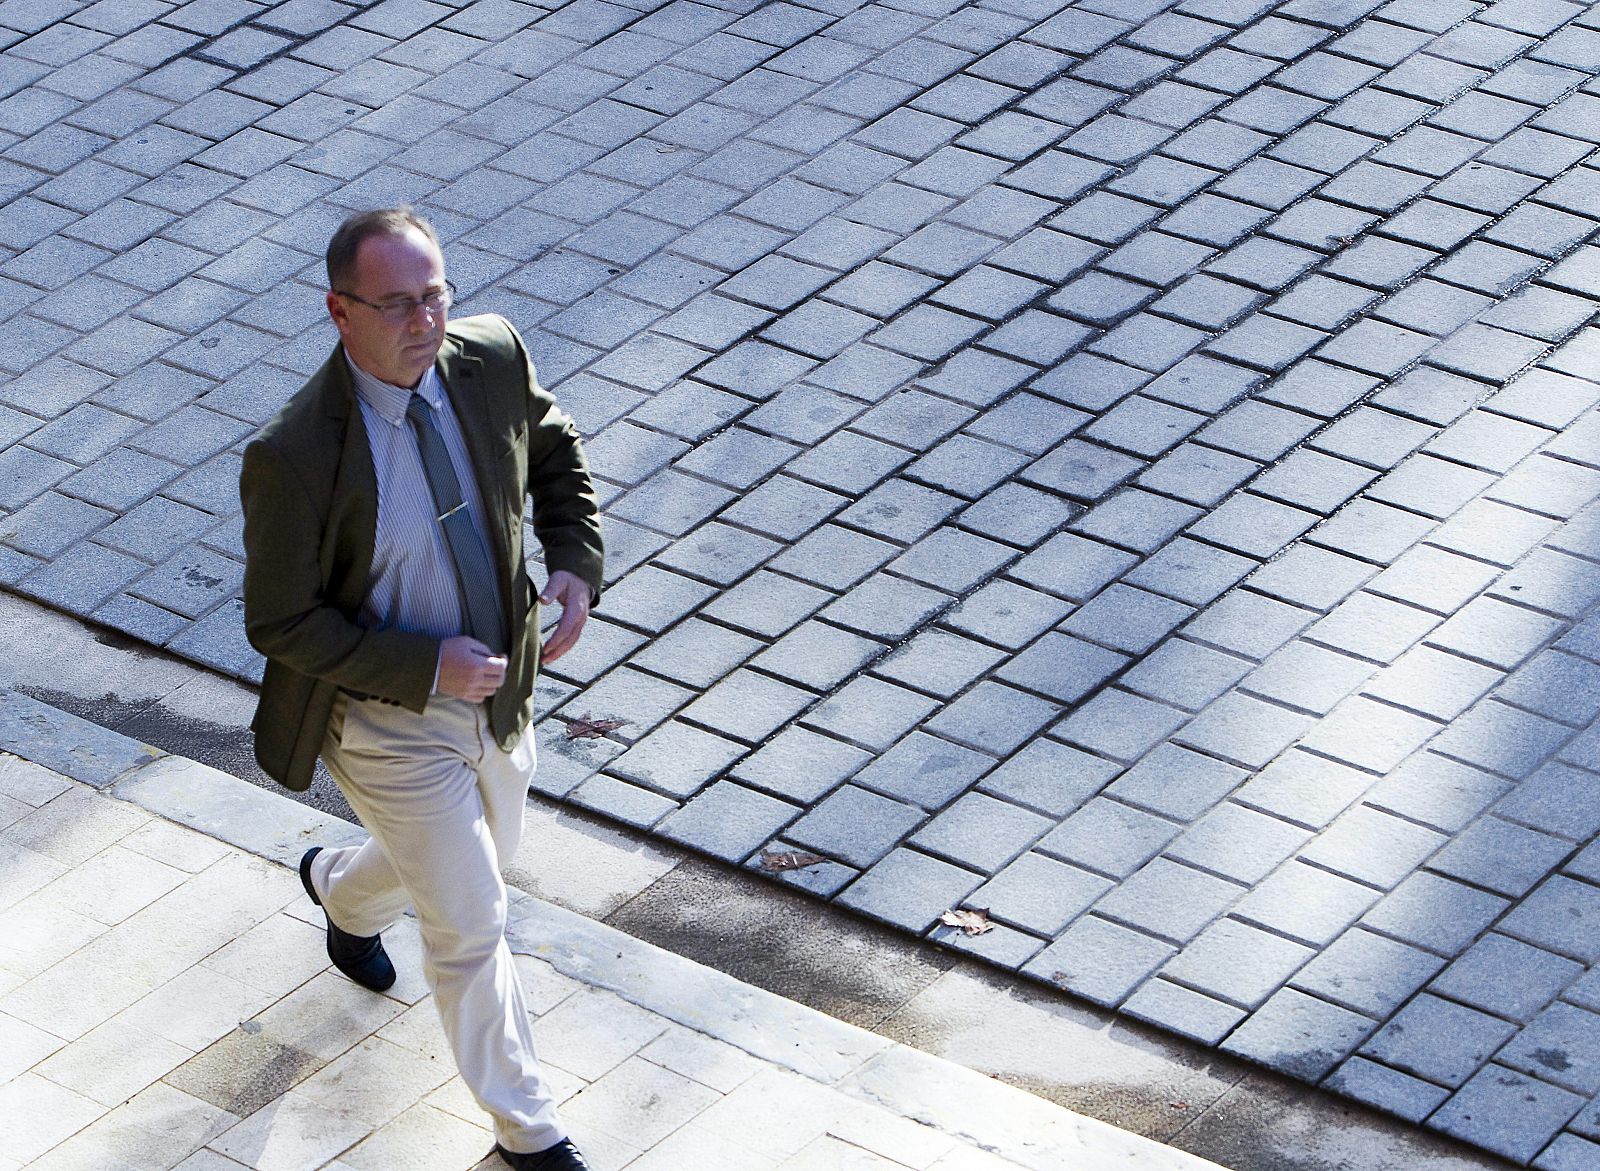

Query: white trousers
left=310, top=693, right=563, bottom=1154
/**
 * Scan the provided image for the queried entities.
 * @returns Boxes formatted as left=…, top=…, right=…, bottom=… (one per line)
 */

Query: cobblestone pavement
left=0, top=0, right=1598, bottom=1163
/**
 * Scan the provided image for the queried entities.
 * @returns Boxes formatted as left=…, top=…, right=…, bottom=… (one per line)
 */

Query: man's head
left=325, top=208, right=450, bottom=389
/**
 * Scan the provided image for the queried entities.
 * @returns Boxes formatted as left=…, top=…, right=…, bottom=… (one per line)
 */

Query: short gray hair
left=325, top=207, right=439, bottom=290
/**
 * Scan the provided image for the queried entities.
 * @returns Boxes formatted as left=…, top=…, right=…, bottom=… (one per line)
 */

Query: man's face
left=327, top=226, right=449, bottom=389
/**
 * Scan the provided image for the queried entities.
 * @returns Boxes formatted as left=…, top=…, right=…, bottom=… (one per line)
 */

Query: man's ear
left=326, top=291, right=349, bottom=334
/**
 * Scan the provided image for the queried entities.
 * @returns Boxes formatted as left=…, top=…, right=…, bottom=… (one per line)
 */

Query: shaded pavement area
left=0, top=0, right=1599, bottom=1164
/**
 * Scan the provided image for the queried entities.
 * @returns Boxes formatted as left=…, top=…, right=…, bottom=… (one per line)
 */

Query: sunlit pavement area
left=0, top=0, right=1599, bottom=1164
left=1, top=700, right=1218, bottom=1171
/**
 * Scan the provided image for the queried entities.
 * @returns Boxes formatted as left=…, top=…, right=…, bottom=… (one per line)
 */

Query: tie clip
left=437, top=502, right=466, bottom=523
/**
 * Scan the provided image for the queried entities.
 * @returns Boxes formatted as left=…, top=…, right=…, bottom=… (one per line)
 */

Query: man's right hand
left=437, top=636, right=508, bottom=702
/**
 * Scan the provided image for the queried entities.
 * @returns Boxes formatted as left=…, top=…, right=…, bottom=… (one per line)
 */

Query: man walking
left=239, top=207, right=603, bottom=1171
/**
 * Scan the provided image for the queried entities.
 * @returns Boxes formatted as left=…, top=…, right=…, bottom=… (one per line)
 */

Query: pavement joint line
left=0, top=683, right=1225, bottom=1170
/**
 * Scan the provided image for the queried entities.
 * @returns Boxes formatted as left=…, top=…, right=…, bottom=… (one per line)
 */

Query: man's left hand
left=539, top=570, right=593, bottom=663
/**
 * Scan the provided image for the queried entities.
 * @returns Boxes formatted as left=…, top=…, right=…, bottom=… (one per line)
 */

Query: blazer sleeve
left=506, top=321, right=605, bottom=604
left=239, top=432, right=438, bottom=711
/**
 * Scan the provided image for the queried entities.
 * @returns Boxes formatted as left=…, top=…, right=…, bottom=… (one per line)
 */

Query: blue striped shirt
left=347, top=356, right=505, bottom=661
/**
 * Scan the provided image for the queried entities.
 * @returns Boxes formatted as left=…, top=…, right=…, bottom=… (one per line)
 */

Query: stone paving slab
left=0, top=708, right=1223, bottom=1171
left=1, top=0, right=1600, bottom=1164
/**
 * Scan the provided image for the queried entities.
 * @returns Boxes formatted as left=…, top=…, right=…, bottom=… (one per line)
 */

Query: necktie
left=406, top=393, right=506, bottom=654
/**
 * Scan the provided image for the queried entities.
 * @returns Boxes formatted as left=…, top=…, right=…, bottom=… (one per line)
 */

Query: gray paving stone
left=768, top=524, right=899, bottom=592
left=1180, top=587, right=1320, bottom=669
left=1362, top=990, right=1515, bottom=1091
left=1567, top=963, right=1600, bottom=1016
left=1498, top=873, right=1600, bottom=965
left=1169, top=802, right=1312, bottom=886
left=720, top=475, right=849, bottom=542
left=568, top=771, right=676, bottom=829
left=1018, top=437, right=1143, bottom=505
left=1234, top=860, right=1381, bottom=949
left=1326, top=1055, right=1451, bottom=1125
left=1120, top=636, right=1254, bottom=710
left=97, top=495, right=217, bottom=563
left=1175, top=692, right=1313, bottom=771
left=673, top=427, right=798, bottom=492
left=1007, top=533, right=1133, bottom=603
left=544, top=618, right=649, bottom=689
left=749, top=617, right=882, bottom=693
left=1433, top=694, right=1568, bottom=787
left=598, top=565, right=717, bottom=636
left=1186, top=494, right=1320, bottom=561
left=1122, top=976, right=1247, bottom=1045
left=1366, top=747, right=1512, bottom=835
left=875, top=522, right=1005, bottom=591
left=1305, top=802, right=1449, bottom=890
left=836, top=478, right=963, bottom=545
left=839, top=846, right=985, bottom=933
left=16, top=537, right=148, bottom=614
left=1055, top=584, right=1190, bottom=656
left=966, top=735, right=1109, bottom=821
left=1434, top=1064, right=1586, bottom=1165
left=1362, top=644, right=1502, bottom=723
left=1224, top=986, right=1379, bottom=1082
left=910, top=791, right=1052, bottom=874
left=1053, top=685, right=1188, bottom=763
left=1534, top=1133, right=1600, bottom=1171
left=962, top=388, right=1087, bottom=453
left=916, top=678, right=1055, bottom=757
left=1037, top=795, right=1181, bottom=881
left=729, top=723, right=870, bottom=805
left=1020, top=913, right=1173, bottom=1007
left=1303, top=592, right=1441, bottom=664
left=952, top=478, right=1079, bottom=549
left=558, top=665, right=696, bottom=745
left=1069, top=489, right=1201, bottom=553
left=1300, top=693, right=1442, bottom=774
left=655, top=779, right=799, bottom=863
left=1496, top=759, right=1600, bottom=844
left=679, top=668, right=815, bottom=744
left=785, top=783, right=926, bottom=870
left=792, top=670, right=937, bottom=752
left=1358, top=867, right=1514, bottom=960
left=3, top=489, right=114, bottom=557
left=1432, top=933, right=1584, bottom=1025
left=1291, top=925, right=1446, bottom=1018
left=1123, top=539, right=1256, bottom=611
left=608, top=719, right=749, bottom=800
left=1132, top=445, right=1255, bottom=511
left=1093, top=856, right=1244, bottom=946
left=866, top=627, right=996, bottom=697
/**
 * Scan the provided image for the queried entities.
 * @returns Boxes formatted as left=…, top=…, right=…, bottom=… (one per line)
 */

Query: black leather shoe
left=299, top=847, right=396, bottom=992
left=495, top=1140, right=590, bottom=1170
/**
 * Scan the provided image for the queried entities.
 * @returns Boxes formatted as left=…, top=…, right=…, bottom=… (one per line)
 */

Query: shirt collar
left=345, top=355, right=444, bottom=427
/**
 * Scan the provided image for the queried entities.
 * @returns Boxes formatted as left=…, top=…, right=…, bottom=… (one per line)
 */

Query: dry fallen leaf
left=939, top=907, right=993, bottom=936
left=759, top=848, right=827, bottom=872
left=557, top=713, right=629, bottom=739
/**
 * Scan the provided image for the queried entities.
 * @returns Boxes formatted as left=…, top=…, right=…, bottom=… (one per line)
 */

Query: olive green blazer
left=239, top=314, right=603, bottom=792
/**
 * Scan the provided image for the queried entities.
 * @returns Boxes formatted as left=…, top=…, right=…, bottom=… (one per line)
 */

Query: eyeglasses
left=334, top=281, right=456, bottom=324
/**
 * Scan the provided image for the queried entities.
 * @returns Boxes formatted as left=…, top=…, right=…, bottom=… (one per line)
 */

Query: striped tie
left=406, top=393, right=506, bottom=655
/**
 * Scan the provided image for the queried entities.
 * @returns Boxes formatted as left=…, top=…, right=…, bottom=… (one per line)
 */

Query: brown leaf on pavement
left=556, top=713, right=629, bottom=739
left=758, top=848, right=827, bottom=871
left=939, top=907, right=993, bottom=936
